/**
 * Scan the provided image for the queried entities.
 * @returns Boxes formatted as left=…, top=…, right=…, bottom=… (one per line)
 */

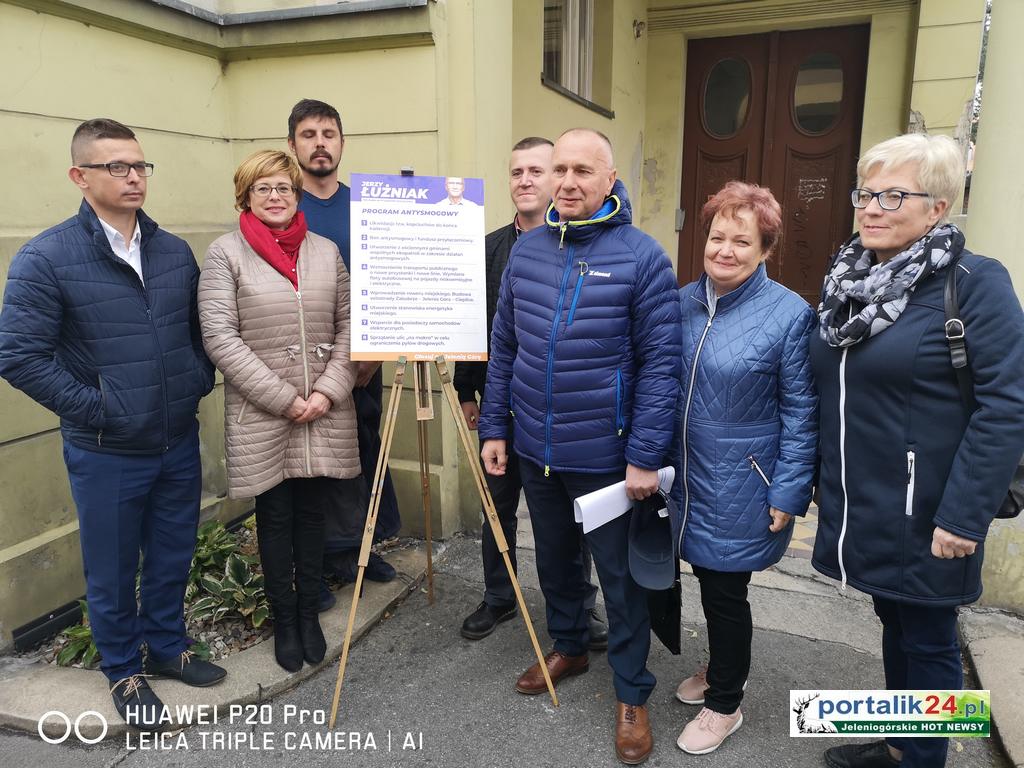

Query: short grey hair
left=857, top=133, right=965, bottom=217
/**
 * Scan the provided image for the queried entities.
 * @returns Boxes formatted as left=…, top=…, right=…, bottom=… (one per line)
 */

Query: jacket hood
left=544, top=179, right=633, bottom=243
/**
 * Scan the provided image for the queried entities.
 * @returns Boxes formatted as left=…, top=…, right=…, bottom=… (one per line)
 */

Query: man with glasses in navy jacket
left=0, top=118, right=224, bottom=730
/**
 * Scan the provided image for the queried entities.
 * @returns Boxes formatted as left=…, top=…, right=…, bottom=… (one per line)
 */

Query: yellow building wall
left=0, top=0, right=458, bottom=648
left=0, top=2, right=240, bottom=647
left=511, top=0, right=650, bottom=227
left=961, top=0, right=1024, bottom=613
left=909, top=0, right=986, bottom=137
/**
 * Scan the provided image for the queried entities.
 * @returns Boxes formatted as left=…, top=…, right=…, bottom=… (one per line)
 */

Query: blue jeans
left=64, top=423, right=201, bottom=682
left=519, top=458, right=654, bottom=705
left=873, top=596, right=962, bottom=768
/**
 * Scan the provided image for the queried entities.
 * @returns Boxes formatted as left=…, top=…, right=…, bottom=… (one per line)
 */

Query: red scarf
left=239, top=209, right=308, bottom=289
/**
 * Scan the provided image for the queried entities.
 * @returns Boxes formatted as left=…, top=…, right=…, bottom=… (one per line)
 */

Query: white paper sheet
left=573, top=466, right=675, bottom=534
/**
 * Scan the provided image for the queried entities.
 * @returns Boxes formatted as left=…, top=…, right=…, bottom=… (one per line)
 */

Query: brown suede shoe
left=615, top=702, right=653, bottom=765
left=514, top=650, right=589, bottom=695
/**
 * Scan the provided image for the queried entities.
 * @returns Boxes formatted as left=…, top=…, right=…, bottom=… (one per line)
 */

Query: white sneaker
left=677, top=706, right=743, bottom=755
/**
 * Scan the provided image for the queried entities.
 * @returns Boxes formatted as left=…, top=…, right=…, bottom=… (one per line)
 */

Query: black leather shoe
left=299, top=617, right=327, bottom=664
left=461, top=601, right=518, bottom=640
left=365, top=552, right=396, bottom=582
left=273, top=621, right=304, bottom=672
left=110, top=674, right=165, bottom=731
left=587, top=607, right=609, bottom=651
left=318, top=580, right=337, bottom=612
left=145, top=650, right=226, bottom=687
left=825, top=741, right=901, bottom=767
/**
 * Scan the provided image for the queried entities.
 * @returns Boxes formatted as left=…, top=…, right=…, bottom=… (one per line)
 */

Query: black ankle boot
left=273, top=620, right=303, bottom=672
left=299, top=616, right=326, bottom=664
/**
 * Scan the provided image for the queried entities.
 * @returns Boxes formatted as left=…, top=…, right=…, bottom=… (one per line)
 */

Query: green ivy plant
left=55, top=600, right=100, bottom=668
left=188, top=553, right=270, bottom=628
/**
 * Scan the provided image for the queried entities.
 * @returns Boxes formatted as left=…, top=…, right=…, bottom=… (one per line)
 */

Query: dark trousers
left=64, top=423, right=201, bottom=683
left=322, top=476, right=370, bottom=554
left=519, top=458, right=654, bottom=705
left=355, top=367, right=400, bottom=541
left=481, top=449, right=597, bottom=610
left=691, top=564, right=752, bottom=715
left=255, top=477, right=333, bottom=623
left=873, top=596, right=962, bottom=768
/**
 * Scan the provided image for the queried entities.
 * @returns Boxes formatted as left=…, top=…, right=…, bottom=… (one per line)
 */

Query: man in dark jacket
left=287, top=99, right=398, bottom=598
left=0, top=119, right=223, bottom=729
left=454, top=137, right=606, bottom=646
left=478, top=128, right=682, bottom=765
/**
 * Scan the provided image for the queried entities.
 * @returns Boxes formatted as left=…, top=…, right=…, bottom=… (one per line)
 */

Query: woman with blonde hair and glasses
left=811, top=133, right=1024, bottom=768
left=198, top=150, right=359, bottom=673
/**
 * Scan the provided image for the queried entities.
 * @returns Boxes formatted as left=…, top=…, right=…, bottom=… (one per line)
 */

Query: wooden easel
left=327, top=355, right=558, bottom=727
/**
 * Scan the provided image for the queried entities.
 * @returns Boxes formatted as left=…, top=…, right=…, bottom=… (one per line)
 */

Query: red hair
left=700, top=181, right=783, bottom=255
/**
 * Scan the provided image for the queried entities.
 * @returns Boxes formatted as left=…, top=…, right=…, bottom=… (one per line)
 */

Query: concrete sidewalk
left=0, top=512, right=1019, bottom=768
left=0, top=540, right=431, bottom=741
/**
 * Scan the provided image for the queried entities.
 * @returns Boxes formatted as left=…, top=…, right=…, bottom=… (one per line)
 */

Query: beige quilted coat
left=198, top=229, right=359, bottom=498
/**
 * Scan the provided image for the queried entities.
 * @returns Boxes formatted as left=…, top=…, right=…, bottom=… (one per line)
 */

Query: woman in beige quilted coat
left=198, top=150, right=358, bottom=673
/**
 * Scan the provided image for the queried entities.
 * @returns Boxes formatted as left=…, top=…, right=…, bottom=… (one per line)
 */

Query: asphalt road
left=0, top=536, right=1009, bottom=768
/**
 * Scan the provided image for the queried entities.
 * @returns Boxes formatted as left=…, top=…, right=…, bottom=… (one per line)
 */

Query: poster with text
left=350, top=173, right=487, bottom=362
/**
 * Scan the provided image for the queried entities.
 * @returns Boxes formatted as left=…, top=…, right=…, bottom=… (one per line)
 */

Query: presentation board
left=349, top=173, right=487, bottom=362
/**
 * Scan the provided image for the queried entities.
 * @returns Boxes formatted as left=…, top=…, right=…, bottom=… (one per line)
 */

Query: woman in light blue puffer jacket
left=673, top=182, right=818, bottom=756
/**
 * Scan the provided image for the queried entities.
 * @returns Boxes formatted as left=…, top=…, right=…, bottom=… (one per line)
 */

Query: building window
left=542, top=0, right=613, bottom=116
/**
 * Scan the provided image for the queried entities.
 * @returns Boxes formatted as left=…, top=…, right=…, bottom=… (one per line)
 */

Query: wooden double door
left=678, top=25, right=869, bottom=304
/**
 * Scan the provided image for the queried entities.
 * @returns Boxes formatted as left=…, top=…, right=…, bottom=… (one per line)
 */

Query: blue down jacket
left=478, top=180, right=681, bottom=473
left=675, top=265, right=818, bottom=572
left=811, top=252, right=1024, bottom=606
left=0, top=200, right=214, bottom=454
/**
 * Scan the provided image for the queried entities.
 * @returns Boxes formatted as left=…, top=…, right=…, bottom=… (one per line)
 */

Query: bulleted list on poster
left=350, top=173, right=486, bottom=361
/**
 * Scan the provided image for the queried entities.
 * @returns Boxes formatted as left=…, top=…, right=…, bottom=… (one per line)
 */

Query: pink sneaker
left=676, top=706, right=743, bottom=755
left=674, top=666, right=748, bottom=705
left=675, top=665, right=709, bottom=704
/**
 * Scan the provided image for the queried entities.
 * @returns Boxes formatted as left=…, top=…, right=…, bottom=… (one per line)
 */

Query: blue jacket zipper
left=679, top=308, right=715, bottom=555
left=615, top=369, right=624, bottom=436
left=566, top=261, right=588, bottom=326
left=111, top=250, right=170, bottom=450
left=544, top=243, right=576, bottom=476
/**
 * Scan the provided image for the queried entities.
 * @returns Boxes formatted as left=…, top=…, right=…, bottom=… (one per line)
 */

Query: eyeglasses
left=250, top=184, right=296, bottom=198
left=78, top=162, right=155, bottom=177
left=851, top=188, right=931, bottom=211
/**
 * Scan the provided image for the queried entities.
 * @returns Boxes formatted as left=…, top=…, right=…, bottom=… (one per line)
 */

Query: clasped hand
left=285, top=392, right=332, bottom=423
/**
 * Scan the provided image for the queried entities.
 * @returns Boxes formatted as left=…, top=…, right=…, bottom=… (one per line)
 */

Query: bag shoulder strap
left=943, top=253, right=976, bottom=411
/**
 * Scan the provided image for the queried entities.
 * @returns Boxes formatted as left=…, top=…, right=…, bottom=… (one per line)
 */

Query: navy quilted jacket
left=478, top=180, right=682, bottom=473
left=0, top=201, right=214, bottom=454
left=811, top=252, right=1024, bottom=606
left=675, top=265, right=818, bottom=572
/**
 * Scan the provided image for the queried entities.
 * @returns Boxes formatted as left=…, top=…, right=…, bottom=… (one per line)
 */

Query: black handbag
left=944, top=254, right=1024, bottom=519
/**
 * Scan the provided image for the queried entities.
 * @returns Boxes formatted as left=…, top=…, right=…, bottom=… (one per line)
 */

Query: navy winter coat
left=0, top=201, right=214, bottom=454
left=478, top=181, right=681, bottom=473
left=810, top=251, right=1024, bottom=606
left=675, top=265, right=818, bottom=572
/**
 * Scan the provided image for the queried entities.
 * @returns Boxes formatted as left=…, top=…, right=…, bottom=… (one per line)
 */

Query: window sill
left=540, top=75, right=615, bottom=119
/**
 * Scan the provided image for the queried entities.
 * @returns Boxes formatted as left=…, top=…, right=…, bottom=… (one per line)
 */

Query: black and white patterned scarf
left=818, top=223, right=965, bottom=348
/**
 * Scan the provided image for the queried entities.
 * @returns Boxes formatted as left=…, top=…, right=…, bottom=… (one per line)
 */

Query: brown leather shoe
left=514, top=650, right=589, bottom=695
left=615, top=702, right=653, bottom=765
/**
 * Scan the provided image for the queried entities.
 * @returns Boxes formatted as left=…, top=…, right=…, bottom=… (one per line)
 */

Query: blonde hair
left=857, top=134, right=965, bottom=218
left=233, top=150, right=303, bottom=212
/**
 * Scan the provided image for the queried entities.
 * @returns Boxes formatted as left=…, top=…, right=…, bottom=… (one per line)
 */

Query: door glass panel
left=703, top=58, right=751, bottom=138
left=794, top=53, right=843, bottom=134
